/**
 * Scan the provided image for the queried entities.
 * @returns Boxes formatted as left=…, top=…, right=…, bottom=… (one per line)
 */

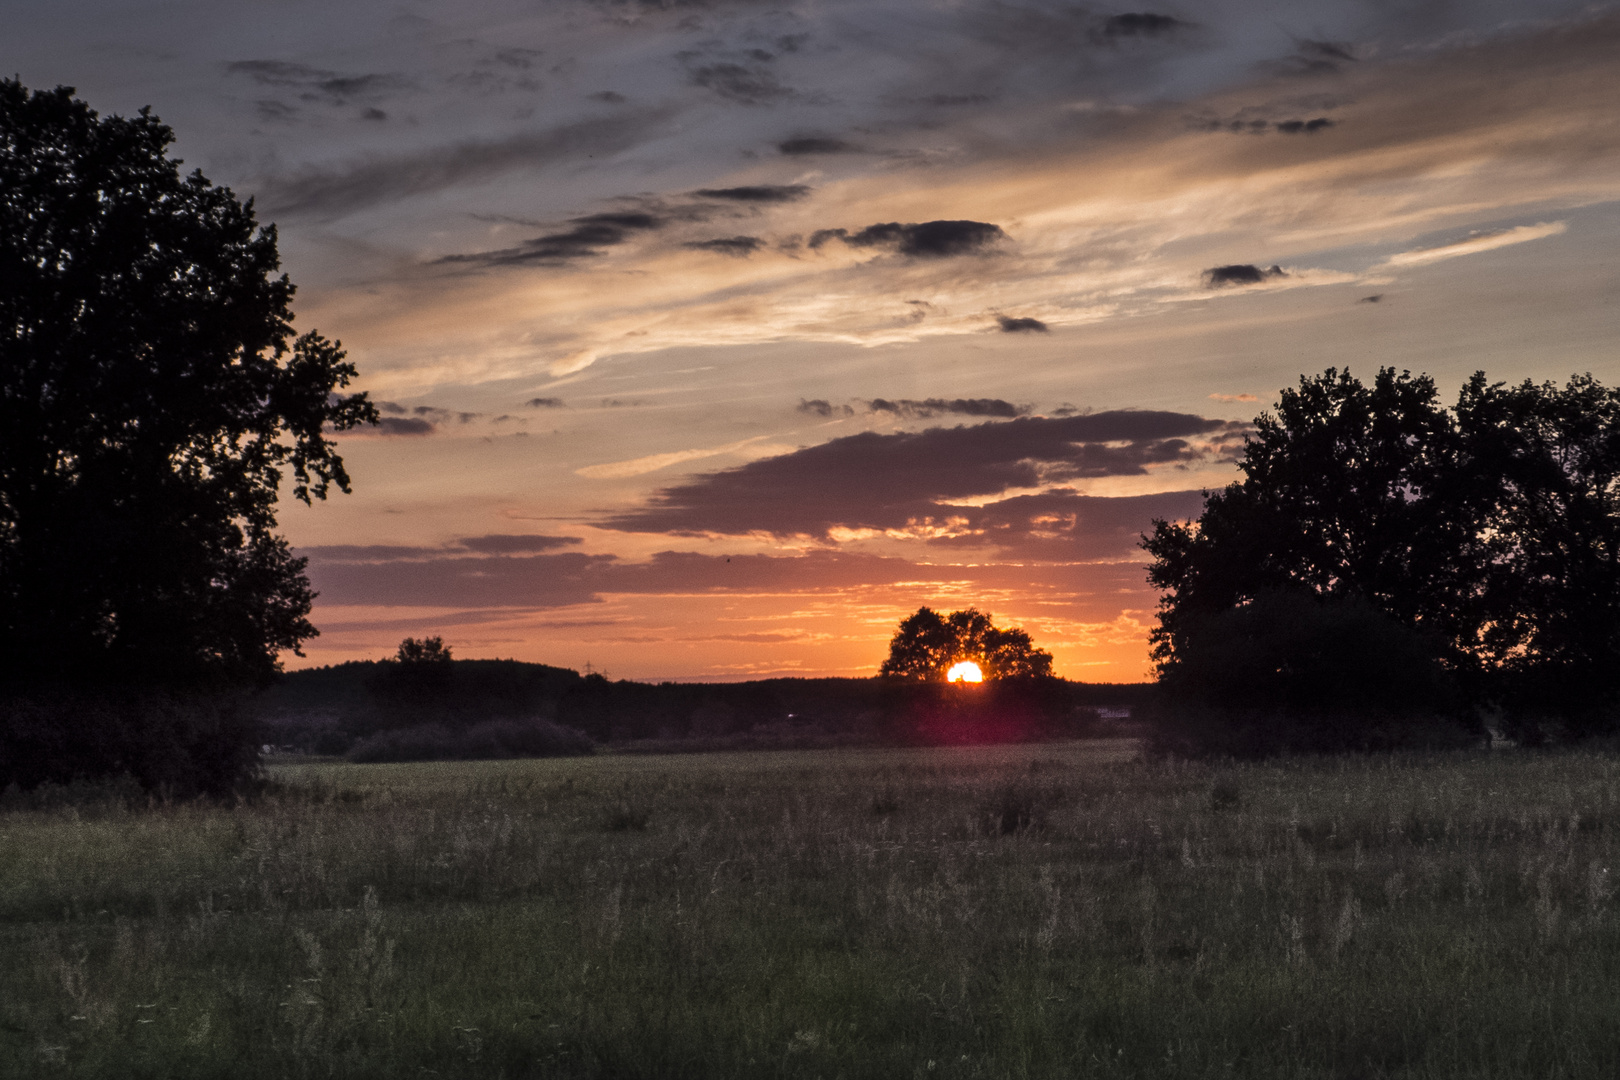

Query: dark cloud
left=798, top=399, right=856, bottom=418
left=413, top=406, right=481, bottom=424
left=778, top=136, right=857, bottom=155
left=302, top=545, right=961, bottom=609
left=458, top=534, right=582, bottom=554
left=1192, top=114, right=1337, bottom=135
left=255, top=100, right=299, bottom=122
left=259, top=110, right=670, bottom=218
left=375, top=417, right=435, bottom=436
left=1203, top=263, right=1286, bottom=287
left=439, top=210, right=664, bottom=267
left=361, top=107, right=388, bottom=121
left=692, top=184, right=811, bottom=202
left=684, top=236, right=764, bottom=256
left=1101, top=13, right=1185, bottom=37
left=306, top=550, right=610, bottom=608
left=1299, top=40, right=1357, bottom=62
left=1274, top=117, right=1335, bottom=133
left=930, top=488, right=1210, bottom=559
left=688, top=62, right=791, bottom=104
left=867, top=398, right=1027, bottom=419
left=226, top=60, right=413, bottom=105
left=491, top=48, right=544, bottom=70
left=811, top=220, right=1006, bottom=258
left=377, top=401, right=408, bottom=415
left=601, top=410, right=1241, bottom=540
left=590, top=90, right=627, bottom=103
left=526, top=397, right=567, bottom=408
left=996, top=314, right=1049, bottom=333
left=1359, top=294, right=1383, bottom=304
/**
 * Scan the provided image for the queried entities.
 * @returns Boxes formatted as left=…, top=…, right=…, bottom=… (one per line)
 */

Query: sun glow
left=946, top=660, right=984, bottom=683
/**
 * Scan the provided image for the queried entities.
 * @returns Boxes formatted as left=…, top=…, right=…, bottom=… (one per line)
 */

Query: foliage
left=0, top=80, right=375, bottom=791
left=344, top=718, right=594, bottom=763
left=0, top=79, right=376, bottom=692
left=879, top=607, right=1054, bottom=681
left=1144, top=367, right=1620, bottom=748
left=395, top=636, right=453, bottom=667
left=1147, top=590, right=1470, bottom=757
left=8, top=746, right=1620, bottom=1078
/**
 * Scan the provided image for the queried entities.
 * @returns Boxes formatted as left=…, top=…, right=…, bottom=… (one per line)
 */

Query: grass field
left=5, top=741, right=1620, bottom=1078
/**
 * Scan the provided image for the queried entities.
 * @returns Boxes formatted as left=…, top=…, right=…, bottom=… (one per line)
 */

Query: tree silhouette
left=881, top=607, right=1054, bottom=681
left=0, top=80, right=376, bottom=791
left=1144, top=367, right=1620, bottom=749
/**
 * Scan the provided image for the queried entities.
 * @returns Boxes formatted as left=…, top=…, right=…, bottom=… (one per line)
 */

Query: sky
left=8, top=0, right=1620, bottom=682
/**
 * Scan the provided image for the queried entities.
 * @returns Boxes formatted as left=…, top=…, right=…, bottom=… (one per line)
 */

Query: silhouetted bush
left=1148, top=590, right=1477, bottom=757
left=0, top=690, right=260, bottom=798
left=344, top=718, right=593, bottom=763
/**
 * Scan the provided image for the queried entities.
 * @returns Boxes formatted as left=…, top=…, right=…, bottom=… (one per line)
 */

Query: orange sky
left=11, top=2, right=1620, bottom=680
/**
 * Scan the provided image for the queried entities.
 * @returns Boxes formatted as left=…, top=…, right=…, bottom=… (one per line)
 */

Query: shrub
left=0, top=690, right=261, bottom=798
left=344, top=718, right=593, bottom=763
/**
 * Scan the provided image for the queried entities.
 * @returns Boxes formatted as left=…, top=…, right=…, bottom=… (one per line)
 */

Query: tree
left=0, top=81, right=376, bottom=789
left=1143, top=367, right=1620, bottom=750
left=880, top=607, right=1055, bottom=681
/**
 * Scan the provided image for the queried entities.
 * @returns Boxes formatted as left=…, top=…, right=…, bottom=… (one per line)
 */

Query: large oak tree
left=0, top=81, right=376, bottom=789
left=1143, top=367, right=1620, bottom=749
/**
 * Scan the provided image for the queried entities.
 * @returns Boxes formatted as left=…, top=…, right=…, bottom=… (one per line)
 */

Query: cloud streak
left=602, top=411, right=1241, bottom=540
left=1382, top=222, right=1567, bottom=268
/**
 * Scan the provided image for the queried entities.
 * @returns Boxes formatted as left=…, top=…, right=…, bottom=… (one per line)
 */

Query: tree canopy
left=880, top=607, right=1055, bottom=681
left=1143, top=367, right=1620, bottom=747
left=0, top=80, right=376, bottom=692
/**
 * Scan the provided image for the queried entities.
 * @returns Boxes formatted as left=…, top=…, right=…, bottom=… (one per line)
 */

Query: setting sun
left=946, top=660, right=983, bottom=683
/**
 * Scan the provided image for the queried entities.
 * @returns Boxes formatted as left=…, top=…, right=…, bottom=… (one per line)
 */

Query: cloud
left=1382, top=221, right=1567, bottom=268
left=526, top=397, right=567, bottom=408
left=692, top=184, right=812, bottom=202
left=867, top=398, right=1027, bottom=419
left=684, top=236, right=764, bottom=256
left=575, top=436, right=769, bottom=480
left=1359, top=294, right=1383, bottom=304
left=1298, top=40, right=1357, bottom=63
left=374, top=417, right=435, bottom=436
left=1208, top=392, right=1258, bottom=403
left=1274, top=118, right=1334, bottom=133
left=440, top=211, right=664, bottom=267
left=226, top=60, right=413, bottom=105
left=602, top=410, right=1241, bottom=540
left=1100, top=13, right=1186, bottom=38
left=302, top=545, right=968, bottom=609
left=457, top=534, right=582, bottom=554
left=1203, top=263, right=1286, bottom=287
left=798, top=399, right=855, bottom=418
left=996, top=314, right=1049, bottom=333
left=778, top=136, right=857, bottom=155
left=412, top=406, right=481, bottom=424
left=258, top=111, right=670, bottom=217
left=688, top=62, right=791, bottom=104
left=811, top=220, right=1007, bottom=258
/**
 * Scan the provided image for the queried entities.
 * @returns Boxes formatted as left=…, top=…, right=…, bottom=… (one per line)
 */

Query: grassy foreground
left=4, top=742, right=1620, bottom=1079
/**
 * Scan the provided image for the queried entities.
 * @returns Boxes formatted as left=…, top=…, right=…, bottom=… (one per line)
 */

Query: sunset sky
left=9, top=1, right=1620, bottom=681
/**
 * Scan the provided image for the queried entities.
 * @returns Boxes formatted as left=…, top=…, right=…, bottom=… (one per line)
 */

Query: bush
left=345, top=718, right=594, bottom=763
left=0, top=690, right=260, bottom=798
left=1149, top=590, right=1477, bottom=757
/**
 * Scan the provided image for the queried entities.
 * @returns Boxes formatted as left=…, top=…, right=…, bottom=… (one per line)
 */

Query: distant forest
left=255, top=658, right=1151, bottom=758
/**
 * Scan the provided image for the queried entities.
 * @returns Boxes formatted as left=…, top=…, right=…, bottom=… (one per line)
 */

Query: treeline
left=1145, top=368, right=1620, bottom=755
left=256, top=656, right=1148, bottom=758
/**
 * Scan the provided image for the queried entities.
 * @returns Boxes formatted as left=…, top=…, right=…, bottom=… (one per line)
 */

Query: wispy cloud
left=575, top=436, right=772, bottom=480
left=1382, top=222, right=1567, bottom=268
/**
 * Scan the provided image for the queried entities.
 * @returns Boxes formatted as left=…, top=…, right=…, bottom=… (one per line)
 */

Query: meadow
left=4, top=741, right=1620, bottom=1079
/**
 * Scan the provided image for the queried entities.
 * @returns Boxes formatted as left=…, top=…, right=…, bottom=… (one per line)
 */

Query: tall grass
left=4, top=742, right=1620, bottom=1077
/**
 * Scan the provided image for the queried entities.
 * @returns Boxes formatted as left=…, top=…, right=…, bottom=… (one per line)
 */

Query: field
left=5, top=742, right=1620, bottom=1079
